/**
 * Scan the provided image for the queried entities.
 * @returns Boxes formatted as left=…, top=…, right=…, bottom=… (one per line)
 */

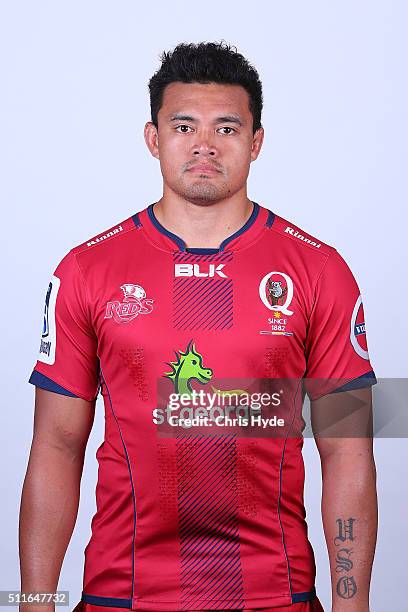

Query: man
left=20, top=42, right=378, bottom=612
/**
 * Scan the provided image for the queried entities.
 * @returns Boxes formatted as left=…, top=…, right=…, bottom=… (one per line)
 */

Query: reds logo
left=105, top=284, right=154, bottom=324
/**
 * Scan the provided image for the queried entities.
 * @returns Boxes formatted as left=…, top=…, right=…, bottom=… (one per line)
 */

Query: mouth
left=197, top=372, right=212, bottom=383
left=186, top=164, right=221, bottom=175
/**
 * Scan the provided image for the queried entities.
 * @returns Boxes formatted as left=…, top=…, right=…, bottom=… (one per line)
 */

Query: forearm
left=19, top=438, right=84, bottom=611
left=320, top=448, right=378, bottom=612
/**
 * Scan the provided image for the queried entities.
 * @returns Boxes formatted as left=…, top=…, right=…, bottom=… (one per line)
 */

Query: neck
left=152, top=187, right=254, bottom=249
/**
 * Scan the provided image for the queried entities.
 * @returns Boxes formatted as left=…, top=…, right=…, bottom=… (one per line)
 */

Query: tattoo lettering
left=336, top=575, right=357, bottom=599
left=334, top=517, right=355, bottom=545
left=334, top=517, right=357, bottom=599
left=335, top=547, right=353, bottom=572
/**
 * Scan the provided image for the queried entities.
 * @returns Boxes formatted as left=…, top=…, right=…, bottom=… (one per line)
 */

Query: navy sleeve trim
left=28, top=370, right=79, bottom=398
left=329, top=370, right=377, bottom=394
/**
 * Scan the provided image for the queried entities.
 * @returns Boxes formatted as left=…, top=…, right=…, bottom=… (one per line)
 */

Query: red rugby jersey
left=29, top=202, right=376, bottom=610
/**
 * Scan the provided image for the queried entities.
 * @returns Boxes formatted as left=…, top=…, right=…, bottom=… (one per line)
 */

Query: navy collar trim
left=185, top=247, right=220, bottom=254
left=147, top=204, right=186, bottom=250
left=146, top=201, right=260, bottom=253
left=132, top=212, right=142, bottom=227
left=266, top=208, right=275, bottom=227
left=218, top=201, right=259, bottom=252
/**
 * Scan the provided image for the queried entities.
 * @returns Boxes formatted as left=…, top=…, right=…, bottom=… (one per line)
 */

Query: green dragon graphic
left=164, top=339, right=248, bottom=397
left=164, top=339, right=212, bottom=396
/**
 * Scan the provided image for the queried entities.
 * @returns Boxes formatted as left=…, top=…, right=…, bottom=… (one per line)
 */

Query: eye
left=191, top=359, right=197, bottom=365
left=175, top=125, right=193, bottom=133
left=217, top=126, right=236, bottom=135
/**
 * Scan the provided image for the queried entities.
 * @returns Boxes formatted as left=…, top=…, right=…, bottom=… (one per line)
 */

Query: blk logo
left=175, top=263, right=228, bottom=278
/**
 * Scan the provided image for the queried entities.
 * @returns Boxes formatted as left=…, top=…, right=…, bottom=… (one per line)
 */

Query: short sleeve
left=304, top=250, right=376, bottom=401
left=29, top=250, right=99, bottom=401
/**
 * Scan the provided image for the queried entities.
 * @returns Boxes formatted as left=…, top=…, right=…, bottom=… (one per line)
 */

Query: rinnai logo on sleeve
left=284, top=226, right=321, bottom=249
left=87, top=225, right=123, bottom=247
left=38, top=274, right=60, bottom=365
left=175, top=263, right=227, bottom=278
left=105, top=284, right=154, bottom=324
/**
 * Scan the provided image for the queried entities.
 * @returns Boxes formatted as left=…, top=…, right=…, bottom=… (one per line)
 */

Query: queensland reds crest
left=350, top=295, right=369, bottom=359
left=105, top=283, right=154, bottom=324
left=259, top=272, right=294, bottom=315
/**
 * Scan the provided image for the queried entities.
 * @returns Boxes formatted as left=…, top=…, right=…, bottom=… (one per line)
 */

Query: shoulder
left=262, top=208, right=359, bottom=285
left=70, top=214, right=139, bottom=257
left=51, top=213, right=142, bottom=280
left=269, top=211, right=336, bottom=258
left=266, top=211, right=360, bottom=292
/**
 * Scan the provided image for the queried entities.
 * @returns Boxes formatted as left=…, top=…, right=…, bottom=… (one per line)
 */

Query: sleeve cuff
left=329, top=370, right=377, bottom=394
left=28, top=370, right=80, bottom=398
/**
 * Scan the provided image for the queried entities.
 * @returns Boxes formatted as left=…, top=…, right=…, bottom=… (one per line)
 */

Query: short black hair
left=148, top=41, right=263, bottom=134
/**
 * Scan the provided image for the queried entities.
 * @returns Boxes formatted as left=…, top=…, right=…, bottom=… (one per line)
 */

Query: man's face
left=144, top=82, right=264, bottom=205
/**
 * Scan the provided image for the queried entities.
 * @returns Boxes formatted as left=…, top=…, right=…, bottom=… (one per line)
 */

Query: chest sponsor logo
left=175, top=263, right=227, bottom=278
left=259, top=271, right=294, bottom=336
left=153, top=340, right=285, bottom=431
left=38, top=274, right=60, bottom=365
left=105, top=283, right=154, bottom=324
left=350, top=295, right=369, bottom=359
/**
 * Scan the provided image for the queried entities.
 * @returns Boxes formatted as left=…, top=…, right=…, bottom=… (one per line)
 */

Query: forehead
left=159, top=82, right=251, bottom=119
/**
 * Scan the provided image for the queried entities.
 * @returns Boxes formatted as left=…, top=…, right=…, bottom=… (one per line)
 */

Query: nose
left=192, top=133, right=217, bottom=157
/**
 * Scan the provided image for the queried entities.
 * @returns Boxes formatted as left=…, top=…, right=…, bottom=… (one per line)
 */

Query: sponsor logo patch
left=38, top=275, right=60, bottom=365
left=174, top=263, right=227, bottom=278
left=284, top=226, right=321, bottom=248
left=87, top=225, right=123, bottom=247
left=350, top=295, right=369, bottom=359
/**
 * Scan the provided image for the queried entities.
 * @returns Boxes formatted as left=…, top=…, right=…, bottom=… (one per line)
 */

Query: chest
left=89, top=250, right=314, bottom=382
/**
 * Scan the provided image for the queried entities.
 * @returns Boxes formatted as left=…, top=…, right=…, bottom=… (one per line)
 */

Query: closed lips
left=188, top=164, right=220, bottom=172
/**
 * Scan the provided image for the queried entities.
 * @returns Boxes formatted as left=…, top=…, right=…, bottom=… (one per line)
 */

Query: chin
left=175, top=180, right=232, bottom=205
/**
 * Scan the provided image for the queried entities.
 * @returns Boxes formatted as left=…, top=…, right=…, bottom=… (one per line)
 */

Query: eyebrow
left=169, top=113, right=243, bottom=126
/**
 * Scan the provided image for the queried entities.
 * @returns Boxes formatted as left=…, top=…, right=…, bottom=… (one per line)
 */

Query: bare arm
left=312, top=387, right=378, bottom=612
left=19, top=388, right=95, bottom=611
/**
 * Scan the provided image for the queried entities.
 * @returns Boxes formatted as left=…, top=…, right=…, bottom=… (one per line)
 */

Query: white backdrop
left=1, top=1, right=407, bottom=610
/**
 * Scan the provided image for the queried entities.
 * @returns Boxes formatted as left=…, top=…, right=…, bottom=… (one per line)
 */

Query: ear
left=250, top=127, right=264, bottom=162
left=144, top=121, right=160, bottom=160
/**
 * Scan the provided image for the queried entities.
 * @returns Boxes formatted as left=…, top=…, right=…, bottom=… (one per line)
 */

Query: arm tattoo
left=334, top=517, right=357, bottom=599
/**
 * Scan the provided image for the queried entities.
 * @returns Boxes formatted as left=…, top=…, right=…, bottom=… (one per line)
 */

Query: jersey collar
left=134, top=201, right=274, bottom=254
